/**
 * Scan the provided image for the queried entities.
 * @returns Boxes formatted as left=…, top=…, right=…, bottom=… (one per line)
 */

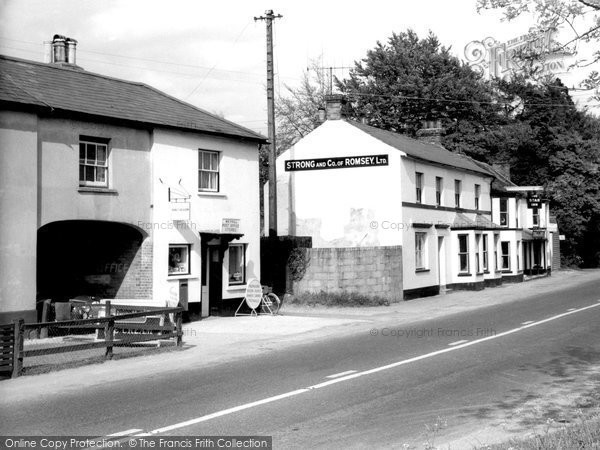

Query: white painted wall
left=0, top=111, right=39, bottom=319
left=152, top=129, right=261, bottom=309
left=267, top=120, right=405, bottom=248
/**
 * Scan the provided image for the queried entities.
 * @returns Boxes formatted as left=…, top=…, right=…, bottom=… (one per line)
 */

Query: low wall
left=294, top=246, right=403, bottom=303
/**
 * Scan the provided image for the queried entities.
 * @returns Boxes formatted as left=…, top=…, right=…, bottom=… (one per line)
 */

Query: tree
left=261, top=60, right=330, bottom=187
left=337, top=30, right=501, bottom=136
left=275, top=59, right=330, bottom=153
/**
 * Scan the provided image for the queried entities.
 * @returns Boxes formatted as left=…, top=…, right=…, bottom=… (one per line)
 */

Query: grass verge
left=286, top=290, right=391, bottom=307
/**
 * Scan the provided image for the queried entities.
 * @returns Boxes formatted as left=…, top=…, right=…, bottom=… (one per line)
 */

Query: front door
left=208, top=247, right=222, bottom=315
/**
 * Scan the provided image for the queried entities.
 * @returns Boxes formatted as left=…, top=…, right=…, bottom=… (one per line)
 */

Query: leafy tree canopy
left=337, top=30, right=500, bottom=135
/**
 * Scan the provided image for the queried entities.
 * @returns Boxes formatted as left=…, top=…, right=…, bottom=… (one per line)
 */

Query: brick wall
left=294, top=246, right=403, bottom=303
left=116, top=236, right=153, bottom=299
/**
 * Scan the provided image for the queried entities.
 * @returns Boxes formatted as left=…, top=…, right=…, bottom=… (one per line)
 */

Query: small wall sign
left=221, top=218, right=241, bottom=233
left=170, top=201, right=190, bottom=221
left=284, top=154, right=388, bottom=171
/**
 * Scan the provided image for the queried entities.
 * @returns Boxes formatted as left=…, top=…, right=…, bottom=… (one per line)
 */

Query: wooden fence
left=1, top=302, right=183, bottom=378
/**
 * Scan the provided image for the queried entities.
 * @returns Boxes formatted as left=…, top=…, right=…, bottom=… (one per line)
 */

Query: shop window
left=435, top=177, right=443, bottom=206
left=169, top=244, right=190, bottom=276
left=79, top=137, right=109, bottom=187
left=500, top=198, right=508, bottom=227
left=415, top=232, right=427, bottom=270
left=415, top=172, right=423, bottom=204
left=228, top=244, right=246, bottom=285
left=475, top=184, right=481, bottom=210
left=199, top=150, right=219, bottom=192
left=454, top=180, right=461, bottom=208
left=458, top=234, right=469, bottom=273
left=501, top=241, right=511, bottom=270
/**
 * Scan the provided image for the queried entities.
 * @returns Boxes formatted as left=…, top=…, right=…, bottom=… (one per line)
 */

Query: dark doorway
left=208, top=247, right=222, bottom=315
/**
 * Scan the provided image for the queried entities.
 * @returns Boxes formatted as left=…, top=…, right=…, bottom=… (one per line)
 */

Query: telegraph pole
left=255, top=10, right=282, bottom=237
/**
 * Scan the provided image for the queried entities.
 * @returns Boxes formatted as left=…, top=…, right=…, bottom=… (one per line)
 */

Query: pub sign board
left=527, top=194, right=542, bottom=209
left=285, top=154, right=389, bottom=172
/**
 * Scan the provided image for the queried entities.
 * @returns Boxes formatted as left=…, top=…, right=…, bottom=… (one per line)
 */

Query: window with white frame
left=482, top=234, right=489, bottom=271
left=228, top=244, right=246, bottom=285
left=494, top=236, right=499, bottom=271
left=436, top=177, right=443, bottom=206
left=517, top=240, right=521, bottom=271
left=499, top=198, right=509, bottom=227
left=475, top=184, right=481, bottom=210
left=198, top=150, right=220, bottom=192
left=501, top=241, right=511, bottom=270
left=415, top=232, right=427, bottom=270
left=532, top=207, right=539, bottom=226
left=454, top=180, right=461, bottom=208
left=415, top=172, right=423, bottom=204
left=79, top=137, right=109, bottom=187
left=168, top=244, right=190, bottom=276
left=458, top=234, right=469, bottom=273
left=475, top=234, right=481, bottom=273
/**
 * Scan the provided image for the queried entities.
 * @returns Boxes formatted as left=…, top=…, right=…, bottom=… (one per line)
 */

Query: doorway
left=208, top=247, right=223, bottom=315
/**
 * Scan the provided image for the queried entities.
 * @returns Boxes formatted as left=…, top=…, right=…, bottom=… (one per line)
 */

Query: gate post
left=104, top=301, right=114, bottom=359
left=176, top=311, right=183, bottom=347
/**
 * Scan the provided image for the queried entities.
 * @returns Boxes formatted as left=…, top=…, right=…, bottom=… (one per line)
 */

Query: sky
left=0, top=0, right=598, bottom=135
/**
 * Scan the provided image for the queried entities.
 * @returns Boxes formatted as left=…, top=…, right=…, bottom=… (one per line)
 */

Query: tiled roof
left=0, top=55, right=267, bottom=142
left=465, top=157, right=516, bottom=190
left=347, top=120, right=492, bottom=176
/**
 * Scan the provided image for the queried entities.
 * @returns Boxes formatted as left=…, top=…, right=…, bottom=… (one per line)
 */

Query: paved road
left=2, top=276, right=600, bottom=449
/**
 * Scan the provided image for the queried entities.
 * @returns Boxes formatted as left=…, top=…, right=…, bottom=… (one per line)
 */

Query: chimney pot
left=65, top=38, right=78, bottom=65
left=318, top=108, right=326, bottom=122
left=52, top=35, right=66, bottom=63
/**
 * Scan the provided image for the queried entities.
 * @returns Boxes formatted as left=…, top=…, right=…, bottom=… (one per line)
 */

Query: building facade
left=266, top=95, right=554, bottom=301
left=0, top=45, right=266, bottom=323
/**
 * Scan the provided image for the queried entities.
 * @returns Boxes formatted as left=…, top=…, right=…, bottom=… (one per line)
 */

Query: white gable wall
left=267, top=120, right=404, bottom=247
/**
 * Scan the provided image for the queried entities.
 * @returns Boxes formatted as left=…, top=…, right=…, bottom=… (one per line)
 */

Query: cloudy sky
left=1, top=0, right=598, bottom=135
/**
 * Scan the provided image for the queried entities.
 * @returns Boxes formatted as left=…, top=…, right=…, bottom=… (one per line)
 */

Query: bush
left=287, top=290, right=390, bottom=307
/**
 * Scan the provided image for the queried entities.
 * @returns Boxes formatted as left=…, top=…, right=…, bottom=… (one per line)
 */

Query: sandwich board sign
left=234, top=278, right=263, bottom=316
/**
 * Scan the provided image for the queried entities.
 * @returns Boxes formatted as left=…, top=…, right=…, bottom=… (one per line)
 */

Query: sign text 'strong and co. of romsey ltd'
left=284, top=155, right=389, bottom=172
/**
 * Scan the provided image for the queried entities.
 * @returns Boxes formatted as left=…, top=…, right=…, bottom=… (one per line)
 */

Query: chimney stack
left=492, top=163, right=511, bottom=181
left=49, top=34, right=81, bottom=69
left=416, top=119, right=444, bottom=145
left=324, top=94, right=346, bottom=120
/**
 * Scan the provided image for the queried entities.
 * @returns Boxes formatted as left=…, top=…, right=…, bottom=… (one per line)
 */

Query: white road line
left=448, top=340, right=469, bottom=346
left=521, top=321, right=534, bottom=325
left=106, top=429, right=143, bottom=437
left=141, top=302, right=600, bottom=435
left=326, top=370, right=357, bottom=379
left=567, top=308, right=576, bottom=311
